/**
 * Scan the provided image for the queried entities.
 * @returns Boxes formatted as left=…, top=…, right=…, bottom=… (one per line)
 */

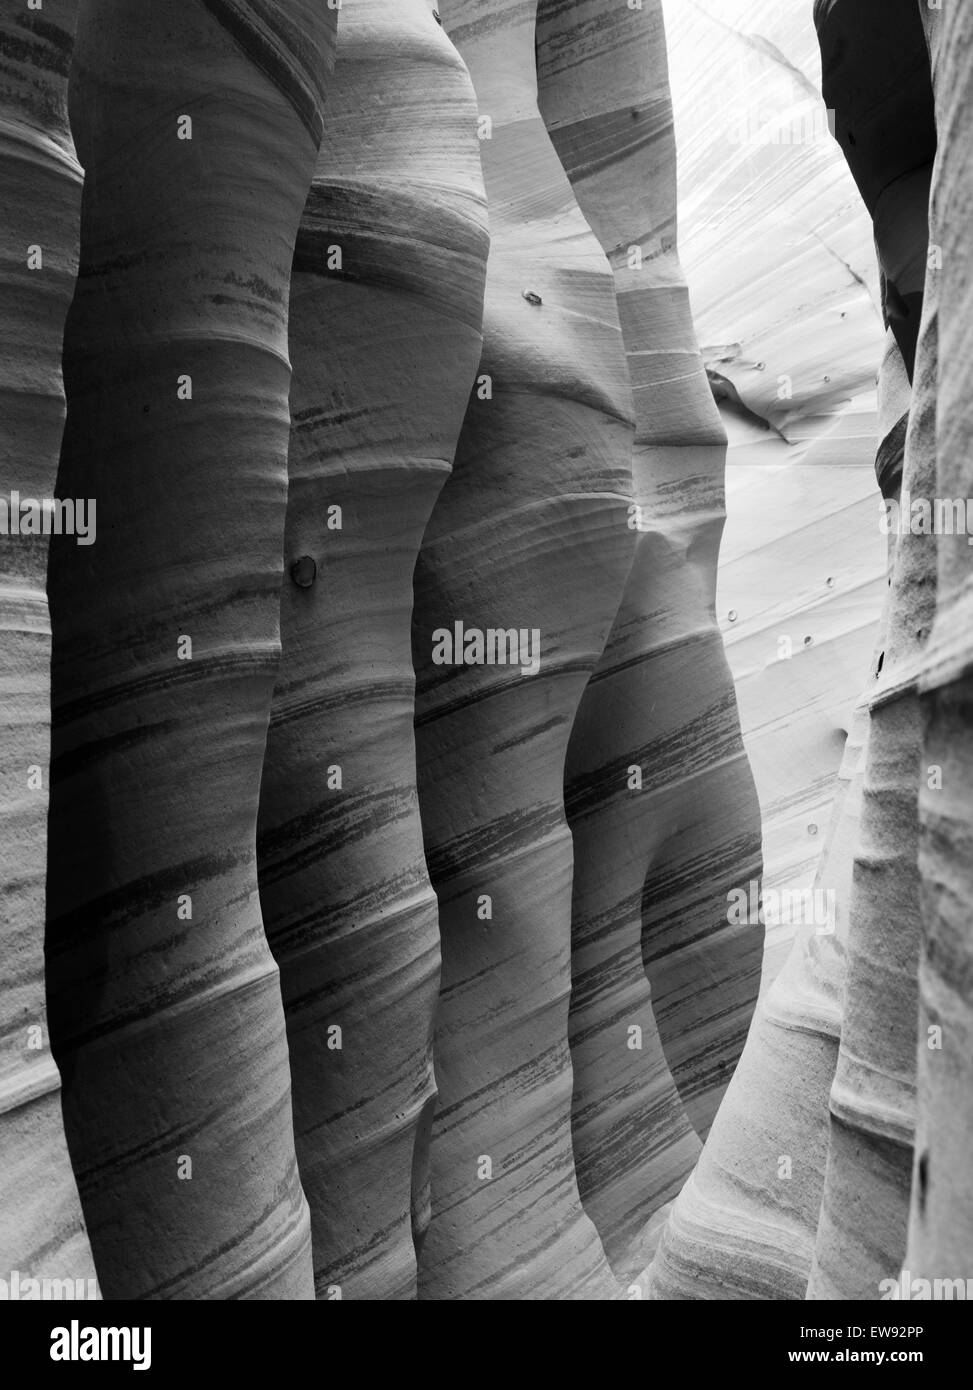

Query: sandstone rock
left=4, top=0, right=963, bottom=1308
left=412, top=0, right=634, bottom=1300
left=661, top=0, right=887, bottom=958
left=647, top=332, right=907, bottom=1300
left=534, top=0, right=760, bottom=1276
left=807, top=309, right=933, bottom=1302
left=806, top=0, right=936, bottom=1299
left=816, top=0, right=934, bottom=384
left=906, top=0, right=973, bottom=1287
left=0, top=0, right=97, bottom=1292
left=256, top=0, right=488, bottom=1300
left=45, top=0, right=335, bottom=1299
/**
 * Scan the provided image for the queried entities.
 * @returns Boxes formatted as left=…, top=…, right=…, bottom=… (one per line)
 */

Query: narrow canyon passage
left=536, top=0, right=761, bottom=1279
left=0, top=0, right=969, bottom=1321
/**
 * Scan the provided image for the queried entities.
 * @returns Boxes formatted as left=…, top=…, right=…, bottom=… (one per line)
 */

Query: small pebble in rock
left=290, top=555, right=317, bottom=589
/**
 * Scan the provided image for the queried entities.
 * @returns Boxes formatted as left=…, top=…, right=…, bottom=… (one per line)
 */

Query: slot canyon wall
left=0, top=0, right=971, bottom=1304
left=534, top=0, right=762, bottom=1280
left=0, top=0, right=97, bottom=1290
left=255, top=0, right=488, bottom=1301
left=409, top=0, right=636, bottom=1302
left=45, top=0, right=337, bottom=1298
left=646, top=0, right=973, bottom=1301
left=807, top=0, right=936, bottom=1300
left=660, top=0, right=889, bottom=984
left=907, top=0, right=973, bottom=1285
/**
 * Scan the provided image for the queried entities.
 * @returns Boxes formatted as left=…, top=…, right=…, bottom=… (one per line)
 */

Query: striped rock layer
left=413, top=0, right=636, bottom=1301
left=0, top=0, right=97, bottom=1289
left=647, top=333, right=908, bottom=1301
left=806, top=0, right=937, bottom=1300
left=256, top=0, right=489, bottom=1301
left=44, top=0, right=335, bottom=1299
left=535, top=0, right=759, bottom=1277
left=907, top=0, right=973, bottom=1285
left=660, top=0, right=887, bottom=961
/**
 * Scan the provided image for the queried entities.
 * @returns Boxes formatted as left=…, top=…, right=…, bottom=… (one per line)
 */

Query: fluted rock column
left=45, top=0, right=335, bottom=1299
left=413, top=0, right=636, bottom=1300
left=805, top=0, right=937, bottom=1299
left=541, top=0, right=762, bottom=1151
left=906, top=0, right=973, bottom=1286
left=533, top=0, right=760, bottom=1277
left=256, top=0, right=489, bottom=1301
left=647, top=330, right=909, bottom=1300
left=808, top=289, right=935, bottom=1306
left=0, top=0, right=96, bottom=1289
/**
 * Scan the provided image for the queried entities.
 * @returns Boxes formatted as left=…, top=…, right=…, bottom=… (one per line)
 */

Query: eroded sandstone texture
left=535, top=0, right=761, bottom=1278
left=45, top=0, right=335, bottom=1299
left=646, top=334, right=909, bottom=1301
left=0, top=0, right=97, bottom=1291
left=256, top=0, right=488, bottom=1300
left=4, top=0, right=969, bottom=1309
left=412, top=0, right=634, bottom=1301
left=906, top=0, right=973, bottom=1285
left=645, top=0, right=945, bottom=1302
left=807, top=0, right=936, bottom=1299
left=660, top=0, right=887, bottom=969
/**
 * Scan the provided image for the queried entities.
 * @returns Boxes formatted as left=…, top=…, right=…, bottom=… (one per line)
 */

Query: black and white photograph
left=0, top=0, right=967, bottom=1364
